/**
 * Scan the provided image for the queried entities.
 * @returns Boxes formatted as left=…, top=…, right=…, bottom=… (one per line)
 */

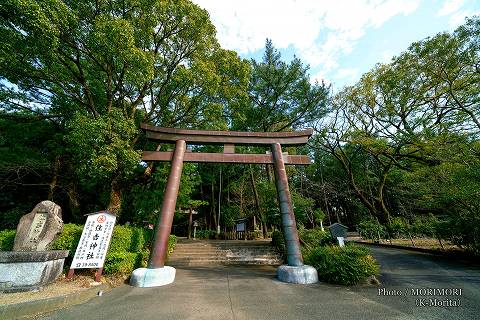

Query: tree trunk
left=48, top=156, right=61, bottom=201
left=67, top=182, right=81, bottom=222
left=188, top=205, right=193, bottom=239
left=143, top=144, right=162, bottom=177
left=265, top=164, right=273, bottom=182
left=211, top=178, right=217, bottom=230
left=107, top=175, right=122, bottom=215
left=250, top=165, right=267, bottom=238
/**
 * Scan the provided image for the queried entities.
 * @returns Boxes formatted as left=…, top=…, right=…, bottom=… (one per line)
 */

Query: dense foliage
left=298, top=227, right=335, bottom=248
left=0, top=225, right=177, bottom=275
left=0, top=0, right=479, bottom=256
left=304, top=244, right=379, bottom=285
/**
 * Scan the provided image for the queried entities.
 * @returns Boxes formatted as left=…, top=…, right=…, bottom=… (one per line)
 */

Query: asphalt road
left=32, top=246, right=480, bottom=320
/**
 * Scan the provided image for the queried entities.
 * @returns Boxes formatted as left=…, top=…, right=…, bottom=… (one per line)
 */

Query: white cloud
left=437, top=0, right=465, bottom=17
left=193, top=0, right=420, bottom=81
left=433, top=0, right=477, bottom=30
left=447, top=10, right=479, bottom=28
left=379, top=49, right=395, bottom=63
left=336, top=68, right=360, bottom=80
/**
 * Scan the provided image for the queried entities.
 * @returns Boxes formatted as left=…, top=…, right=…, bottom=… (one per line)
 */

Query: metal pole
left=271, top=143, right=303, bottom=266
left=148, top=140, right=186, bottom=268
left=188, top=205, right=193, bottom=239
left=217, top=167, right=222, bottom=235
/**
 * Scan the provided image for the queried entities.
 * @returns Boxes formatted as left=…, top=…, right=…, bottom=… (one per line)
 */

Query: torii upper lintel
left=140, top=123, right=313, bottom=146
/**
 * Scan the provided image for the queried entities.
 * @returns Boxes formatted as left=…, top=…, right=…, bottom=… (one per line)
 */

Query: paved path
left=32, top=246, right=480, bottom=320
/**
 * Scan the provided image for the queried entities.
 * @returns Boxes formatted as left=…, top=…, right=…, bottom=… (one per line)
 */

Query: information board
left=70, top=212, right=116, bottom=269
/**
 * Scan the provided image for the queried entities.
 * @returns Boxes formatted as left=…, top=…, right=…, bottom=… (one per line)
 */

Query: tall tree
left=312, top=17, right=480, bottom=223
left=235, top=39, right=329, bottom=132
left=0, top=0, right=249, bottom=214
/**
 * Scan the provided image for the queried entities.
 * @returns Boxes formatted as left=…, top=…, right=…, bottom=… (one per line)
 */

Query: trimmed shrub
left=103, top=234, right=176, bottom=275
left=0, top=224, right=176, bottom=275
left=108, top=225, right=134, bottom=253
left=304, top=244, right=380, bottom=285
left=298, top=228, right=335, bottom=248
left=50, top=224, right=83, bottom=252
left=0, top=229, right=16, bottom=251
left=104, top=251, right=140, bottom=274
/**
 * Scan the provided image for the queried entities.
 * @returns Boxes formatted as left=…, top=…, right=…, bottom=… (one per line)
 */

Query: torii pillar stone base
left=277, top=265, right=318, bottom=284
left=130, top=266, right=176, bottom=287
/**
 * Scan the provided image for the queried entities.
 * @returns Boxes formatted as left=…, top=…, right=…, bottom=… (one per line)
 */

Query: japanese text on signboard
left=71, top=213, right=116, bottom=269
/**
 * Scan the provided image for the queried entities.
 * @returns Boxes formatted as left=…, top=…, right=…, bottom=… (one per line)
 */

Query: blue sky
left=192, top=0, right=480, bottom=90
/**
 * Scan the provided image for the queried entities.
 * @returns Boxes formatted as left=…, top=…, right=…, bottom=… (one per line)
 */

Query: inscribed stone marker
left=13, top=201, right=63, bottom=251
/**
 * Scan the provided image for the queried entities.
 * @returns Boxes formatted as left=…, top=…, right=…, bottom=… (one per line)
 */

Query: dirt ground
left=0, top=272, right=125, bottom=306
left=359, top=237, right=459, bottom=251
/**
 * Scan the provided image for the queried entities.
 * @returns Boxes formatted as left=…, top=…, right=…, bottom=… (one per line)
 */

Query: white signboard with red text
left=71, top=212, right=116, bottom=269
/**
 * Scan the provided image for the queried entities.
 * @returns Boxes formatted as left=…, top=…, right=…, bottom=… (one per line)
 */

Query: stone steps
left=168, top=239, right=283, bottom=266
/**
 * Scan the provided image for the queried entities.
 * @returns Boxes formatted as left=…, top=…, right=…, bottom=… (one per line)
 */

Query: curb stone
left=0, top=283, right=112, bottom=319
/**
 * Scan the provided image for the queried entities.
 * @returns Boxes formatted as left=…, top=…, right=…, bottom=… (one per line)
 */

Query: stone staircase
left=167, top=239, right=283, bottom=267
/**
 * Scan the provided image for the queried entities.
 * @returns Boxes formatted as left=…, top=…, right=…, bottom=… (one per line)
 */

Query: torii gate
left=130, top=124, right=318, bottom=287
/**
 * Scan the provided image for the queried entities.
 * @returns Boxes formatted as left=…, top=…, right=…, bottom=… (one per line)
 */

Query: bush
left=433, top=219, right=452, bottom=241
left=55, top=224, right=174, bottom=275
left=386, top=217, right=410, bottom=239
left=108, top=225, right=142, bottom=253
left=298, top=228, right=335, bottom=248
left=357, top=218, right=385, bottom=241
left=304, top=244, right=379, bottom=285
left=0, top=224, right=176, bottom=275
left=0, top=229, right=16, bottom=251
left=51, top=224, right=83, bottom=252
left=167, top=234, right=177, bottom=255
left=271, top=230, right=286, bottom=259
left=104, top=234, right=176, bottom=275
left=246, top=231, right=263, bottom=240
left=196, top=229, right=216, bottom=239
left=104, top=251, right=143, bottom=275
left=411, top=215, right=437, bottom=238
left=449, top=212, right=480, bottom=255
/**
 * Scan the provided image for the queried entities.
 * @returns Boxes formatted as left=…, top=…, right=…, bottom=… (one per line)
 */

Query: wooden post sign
left=66, top=211, right=116, bottom=282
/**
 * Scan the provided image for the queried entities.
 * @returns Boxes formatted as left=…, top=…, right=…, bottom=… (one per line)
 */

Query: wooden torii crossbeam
left=140, top=124, right=312, bottom=165
left=130, top=124, right=318, bottom=287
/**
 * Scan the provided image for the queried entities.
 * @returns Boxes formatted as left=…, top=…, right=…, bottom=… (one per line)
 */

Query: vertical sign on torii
left=130, top=125, right=318, bottom=287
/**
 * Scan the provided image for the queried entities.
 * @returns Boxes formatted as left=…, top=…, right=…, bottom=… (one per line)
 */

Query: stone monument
left=13, top=200, right=64, bottom=251
left=0, top=201, right=69, bottom=292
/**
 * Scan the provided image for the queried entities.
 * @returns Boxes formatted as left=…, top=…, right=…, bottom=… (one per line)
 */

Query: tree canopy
left=1, top=1, right=479, bottom=253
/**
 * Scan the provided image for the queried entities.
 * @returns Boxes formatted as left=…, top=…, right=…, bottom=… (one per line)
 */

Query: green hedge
left=304, top=244, right=379, bottom=285
left=298, top=228, right=335, bottom=248
left=104, top=249, right=150, bottom=274
left=0, top=224, right=177, bottom=276
left=0, top=229, right=16, bottom=251
left=50, top=224, right=83, bottom=252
